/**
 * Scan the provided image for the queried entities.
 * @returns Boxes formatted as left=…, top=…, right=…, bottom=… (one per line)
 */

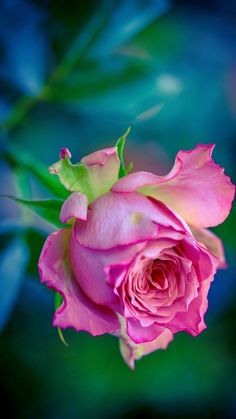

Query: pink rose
left=38, top=143, right=235, bottom=368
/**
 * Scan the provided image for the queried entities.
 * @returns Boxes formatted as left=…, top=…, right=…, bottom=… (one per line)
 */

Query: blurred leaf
left=0, top=236, right=29, bottom=332
left=0, top=0, right=48, bottom=95
left=90, top=0, right=170, bottom=57
left=2, top=96, right=37, bottom=131
left=53, top=6, right=111, bottom=77
left=50, top=0, right=99, bottom=59
left=0, top=0, right=169, bottom=132
left=1, top=196, right=64, bottom=229
left=50, top=0, right=169, bottom=66
left=47, top=61, right=149, bottom=102
left=14, top=167, right=32, bottom=199
left=3, top=146, right=69, bottom=199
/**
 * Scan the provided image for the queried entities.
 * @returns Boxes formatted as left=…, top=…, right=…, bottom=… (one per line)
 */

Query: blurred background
left=0, top=0, right=236, bottom=418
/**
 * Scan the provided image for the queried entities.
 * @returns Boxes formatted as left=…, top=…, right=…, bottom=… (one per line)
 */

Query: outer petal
left=168, top=246, right=218, bottom=336
left=38, top=229, right=120, bottom=335
left=190, top=227, right=226, bottom=268
left=81, top=147, right=118, bottom=166
left=120, top=329, right=173, bottom=369
left=169, top=280, right=211, bottom=336
left=113, top=144, right=235, bottom=228
left=75, top=191, right=189, bottom=250
left=81, top=147, right=120, bottom=201
left=126, top=318, right=164, bottom=343
left=60, top=192, right=88, bottom=224
left=70, top=228, right=146, bottom=309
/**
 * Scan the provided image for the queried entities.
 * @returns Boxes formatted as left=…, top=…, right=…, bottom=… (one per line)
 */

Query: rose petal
left=105, top=237, right=185, bottom=294
left=168, top=280, right=211, bottom=336
left=75, top=191, right=189, bottom=250
left=38, top=229, right=120, bottom=336
left=120, top=329, right=173, bottom=369
left=190, top=226, right=226, bottom=268
left=167, top=247, right=218, bottom=336
left=81, top=147, right=120, bottom=201
left=126, top=318, right=164, bottom=344
left=81, top=147, right=118, bottom=166
left=113, top=144, right=235, bottom=228
left=70, top=229, right=146, bottom=309
left=60, top=192, right=88, bottom=224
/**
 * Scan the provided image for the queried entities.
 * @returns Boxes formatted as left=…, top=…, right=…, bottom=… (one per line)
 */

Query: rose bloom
left=38, top=144, right=235, bottom=368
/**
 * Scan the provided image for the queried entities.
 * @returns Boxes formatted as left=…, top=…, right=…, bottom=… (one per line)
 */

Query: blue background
left=0, top=1, right=236, bottom=418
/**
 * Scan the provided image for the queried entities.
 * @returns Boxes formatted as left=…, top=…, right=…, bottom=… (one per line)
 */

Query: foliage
left=0, top=0, right=236, bottom=418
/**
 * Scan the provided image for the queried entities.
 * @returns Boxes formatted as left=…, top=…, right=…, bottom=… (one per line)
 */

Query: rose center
left=151, top=267, right=169, bottom=290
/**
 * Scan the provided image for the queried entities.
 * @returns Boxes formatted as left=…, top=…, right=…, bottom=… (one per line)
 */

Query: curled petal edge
left=60, top=192, right=88, bottom=224
left=113, top=144, right=235, bottom=228
left=38, top=229, right=120, bottom=336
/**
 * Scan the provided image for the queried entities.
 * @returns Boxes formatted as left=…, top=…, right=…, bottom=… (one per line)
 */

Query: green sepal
left=49, top=158, right=92, bottom=200
left=115, top=127, right=131, bottom=178
left=49, top=146, right=120, bottom=203
left=48, top=128, right=132, bottom=202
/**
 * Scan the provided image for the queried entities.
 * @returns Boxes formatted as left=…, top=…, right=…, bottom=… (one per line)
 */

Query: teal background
left=0, top=1, right=236, bottom=418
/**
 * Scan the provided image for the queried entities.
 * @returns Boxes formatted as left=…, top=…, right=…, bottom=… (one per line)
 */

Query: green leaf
left=1, top=196, right=64, bottom=229
left=3, top=146, right=69, bottom=199
left=116, top=127, right=131, bottom=178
